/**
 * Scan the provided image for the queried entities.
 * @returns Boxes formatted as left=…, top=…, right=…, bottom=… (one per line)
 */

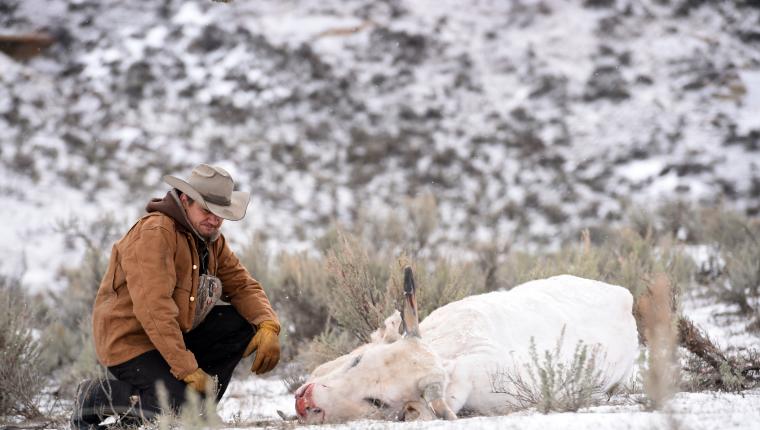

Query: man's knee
left=210, top=305, right=253, bottom=333
left=186, top=305, right=254, bottom=347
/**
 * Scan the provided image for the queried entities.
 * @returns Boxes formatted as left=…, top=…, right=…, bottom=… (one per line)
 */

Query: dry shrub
left=474, top=238, right=511, bottom=292
left=698, top=206, right=752, bottom=249
left=272, top=251, right=331, bottom=360
left=292, top=191, right=447, bottom=365
left=323, top=232, right=483, bottom=342
left=500, top=228, right=694, bottom=300
left=44, top=214, right=122, bottom=395
left=244, top=191, right=446, bottom=370
left=353, top=207, right=407, bottom=254
left=323, top=190, right=440, bottom=257
left=517, top=230, right=607, bottom=285
left=0, top=276, right=46, bottom=420
left=655, top=200, right=700, bottom=241
left=236, top=231, right=277, bottom=295
left=681, top=343, right=755, bottom=392
left=694, top=207, right=760, bottom=323
left=299, top=220, right=482, bottom=368
left=62, top=318, right=102, bottom=394
left=298, top=329, right=360, bottom=372
left=491, top=249, right=542, bottom=290
left=489, top=327, right=611, bottom=414
left=280, top=362, right=309, bottom=394
left=324, top=232, right=394, bottom=343
left=636, top=274, right=679, bottom=410
left=405, top=190, right=439, bottom=253
left=605, top=228, right=692, bottom=298
left=238, top=233, right=333, bottom=361
left=153, top=383, right=221, bottom=430
left=724, top=239, right=760, bottom=315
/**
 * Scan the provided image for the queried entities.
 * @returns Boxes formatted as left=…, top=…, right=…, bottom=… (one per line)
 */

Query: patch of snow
left=737, top=71, right=760, bottom=135
left=174, top=2, right=211, bottom=26
left=618, top=159, right=665, bottom=184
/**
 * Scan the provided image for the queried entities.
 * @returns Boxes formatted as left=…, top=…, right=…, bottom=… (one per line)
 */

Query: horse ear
left=370, top=311, right=402, bottom=343
left=401, top=266, right=421, bottom=338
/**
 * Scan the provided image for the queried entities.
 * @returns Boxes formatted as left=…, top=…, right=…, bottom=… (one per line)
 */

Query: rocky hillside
left=1, top=0, right=759, bottom=288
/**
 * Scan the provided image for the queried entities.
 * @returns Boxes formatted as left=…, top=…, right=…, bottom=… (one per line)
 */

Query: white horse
left=294, top=271, right=639, bottom=423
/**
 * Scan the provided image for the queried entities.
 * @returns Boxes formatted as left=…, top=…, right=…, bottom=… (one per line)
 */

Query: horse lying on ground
left=295, top=270, right=639, bottom=423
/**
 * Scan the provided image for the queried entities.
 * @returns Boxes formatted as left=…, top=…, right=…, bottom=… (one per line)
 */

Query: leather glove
left=243, top=320, right=281, bottom=374
left=182, top=368, right=213, bottom=394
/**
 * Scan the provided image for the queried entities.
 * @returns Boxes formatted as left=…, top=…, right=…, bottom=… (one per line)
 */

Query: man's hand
left=243, top=320, right=281, bottom=374
left=183, top=368, right=214, bottom=394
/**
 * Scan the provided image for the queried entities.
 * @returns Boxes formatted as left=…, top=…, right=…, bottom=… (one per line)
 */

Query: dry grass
left=0, top=276, right=46, bottom=420
left=269, top=251, right=331, bottom=361
left=325, top=232, right=394, bottom=343
left=150, top=383, right=222, bottom=430
left=498, top=228, right=695, bottom=302
left=297, top=329, right=360, bottom=373
left=405, top=190, right=439, bottom=253
left=690, top=207, right=760, bottom=325
left=636, top=274, right=679, bottom=410
left=45, top=214, right=122, bottom=396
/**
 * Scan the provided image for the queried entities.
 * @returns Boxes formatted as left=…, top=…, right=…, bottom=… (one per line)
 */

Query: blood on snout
left=295, top=383, right=312, bottom=417
left=295, top=383, right=325, bottom=421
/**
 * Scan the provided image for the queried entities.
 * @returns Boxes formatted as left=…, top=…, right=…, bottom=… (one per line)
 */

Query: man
left=73, top=164, right=280, bottom=428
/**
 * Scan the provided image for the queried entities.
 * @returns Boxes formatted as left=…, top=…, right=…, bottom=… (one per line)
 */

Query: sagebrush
left=489, top=327, right=612, bottom=414
left=0, top=276, right=46, bottom=420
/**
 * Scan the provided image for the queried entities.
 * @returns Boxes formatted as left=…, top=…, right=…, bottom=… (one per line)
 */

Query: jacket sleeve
left=216, top=236, right=279, bottom=327
left=121, top=223, right=198, bottom=379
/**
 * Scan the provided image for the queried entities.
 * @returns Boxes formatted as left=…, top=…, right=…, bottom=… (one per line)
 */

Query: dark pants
left=72, top=306, right=254, bottom=428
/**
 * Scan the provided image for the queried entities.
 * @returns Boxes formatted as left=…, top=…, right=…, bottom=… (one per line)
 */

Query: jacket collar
left=145, top=190, right=221, bottom=243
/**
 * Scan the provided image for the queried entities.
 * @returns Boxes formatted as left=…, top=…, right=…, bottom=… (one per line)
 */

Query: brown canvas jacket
left=92, top=191, right=278, bottom=380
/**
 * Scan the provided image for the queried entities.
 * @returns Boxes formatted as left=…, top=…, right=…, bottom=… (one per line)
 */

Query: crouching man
left=72, top=164, right=280, bottom=428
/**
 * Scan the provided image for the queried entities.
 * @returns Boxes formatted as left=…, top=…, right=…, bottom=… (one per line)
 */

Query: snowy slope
left=1, top=0, right=759, bottom=290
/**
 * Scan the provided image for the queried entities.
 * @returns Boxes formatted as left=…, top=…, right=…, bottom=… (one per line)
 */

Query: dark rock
left=529, top=74, right=568, bottom=99
left=368, top=27, right=428, bottom=65
left=583, top=0, right=616, bottom=8
left=125, top=61, right=153, bottom=99
left=674, top=0, right=708, bottom=16
left=192, top=24, right=228, bottom=53
left=584, top=65, right=630, bottom=101
left=208, top=98, right=248, bottom=124
left=660, top=162, right=713, bottom=176
left=635, top=74, right=654, bottom=85
left=0, top=0, right=18, bottom=17
left=738, top=31, right=760, bottom=43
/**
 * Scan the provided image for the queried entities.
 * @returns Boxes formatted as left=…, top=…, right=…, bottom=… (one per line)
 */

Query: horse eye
left=363, top=397, right=389, bottom=409
left=349, top=355, right=362, bottom=368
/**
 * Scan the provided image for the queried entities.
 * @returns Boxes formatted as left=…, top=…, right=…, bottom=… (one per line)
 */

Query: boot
left=70, top=379, right=142, bottom=430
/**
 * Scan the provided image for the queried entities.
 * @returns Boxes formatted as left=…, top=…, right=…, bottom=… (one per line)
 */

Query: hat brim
left=164, top=175, right=250, bottom=221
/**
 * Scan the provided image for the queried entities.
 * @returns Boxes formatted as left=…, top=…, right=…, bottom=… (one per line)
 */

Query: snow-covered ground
left=218, top=377, right=760, bottom=430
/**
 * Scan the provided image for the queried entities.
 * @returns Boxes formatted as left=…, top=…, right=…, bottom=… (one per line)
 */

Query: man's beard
left=198, top=225, right=219, bottom=241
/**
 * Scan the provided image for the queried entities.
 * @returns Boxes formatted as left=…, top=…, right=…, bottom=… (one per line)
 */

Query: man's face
left=181, top=195, right=223, bottom=239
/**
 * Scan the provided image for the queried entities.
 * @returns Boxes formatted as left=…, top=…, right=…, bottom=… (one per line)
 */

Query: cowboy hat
left=164, top=164, right=250, bottom=221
